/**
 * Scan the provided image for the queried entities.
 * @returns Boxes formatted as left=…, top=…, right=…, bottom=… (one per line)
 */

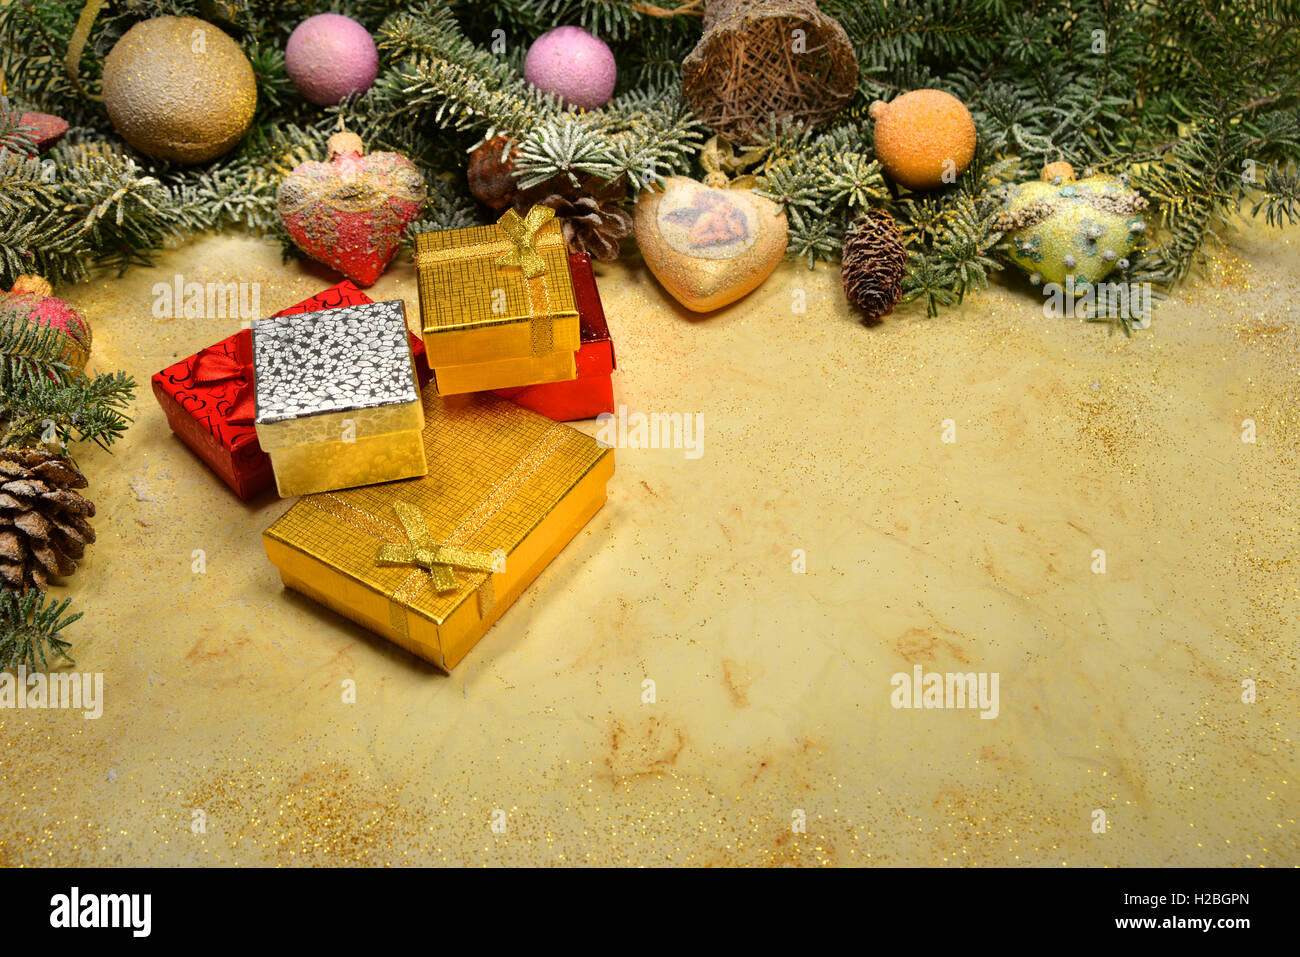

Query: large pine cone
left=0, top=448, right=96, bottom=590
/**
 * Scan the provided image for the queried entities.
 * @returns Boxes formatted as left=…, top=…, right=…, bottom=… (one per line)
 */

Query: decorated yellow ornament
left=869, top=89, right=976, bottom=190
left=995, top=162, right=1150, bottom=292
left=635, top=144, right=788, bottom=313
left=102, top=16, right=256, bottom=164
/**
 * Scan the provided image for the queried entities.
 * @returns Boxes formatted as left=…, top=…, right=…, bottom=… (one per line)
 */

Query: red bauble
left=1, top=275, right=93, bottom=372
left=276, top=132, right=427, bottom=287
left=14, top=112, right=69, bottom=153
left=467, top=135, right=521, bottom=211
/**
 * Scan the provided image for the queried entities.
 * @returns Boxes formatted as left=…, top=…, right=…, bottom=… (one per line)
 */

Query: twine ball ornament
left=994, top=162, right=1150, bottom=291
left=524, top=26, right=618, bottom=111
left=102, top=16, right=256, bottom=164
left=1, top=275, right=93, bottom=373
left=869, top=89, right=976, bottom=191
left=284, top=13, right=379, bottom=107
left=682, top=0, right=858, bottom=142
left=841, top=210, right=907, bottom=321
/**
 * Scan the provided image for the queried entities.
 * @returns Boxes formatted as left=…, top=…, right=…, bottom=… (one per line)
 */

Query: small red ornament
left=1, top=275, right=93, bottom=372
left=467, top=135, right=521, bottom=212
left=13, top=112, right=69, bottom=153
left=277, top=131, right=427, bottom=287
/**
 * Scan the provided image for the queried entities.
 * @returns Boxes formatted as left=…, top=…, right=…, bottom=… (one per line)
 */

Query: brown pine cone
left=0, top=447, right=96, bottom=591
left=530, top=193, right=634, bottom=262
left=842, top=209, right=908, bottom=322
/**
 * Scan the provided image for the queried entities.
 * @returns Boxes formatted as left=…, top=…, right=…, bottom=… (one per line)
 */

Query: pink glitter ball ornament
left=524, top=26, right=617, bottom=111
left=285, top=13, right=379, bottom=107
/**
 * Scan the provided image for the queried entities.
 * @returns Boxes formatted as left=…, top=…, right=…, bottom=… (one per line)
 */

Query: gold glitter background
left=0, top=221, right=1295, bottom=866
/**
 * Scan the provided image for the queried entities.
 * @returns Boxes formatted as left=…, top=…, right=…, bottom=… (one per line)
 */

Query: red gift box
left=153, top=281, right=429, bottom=499
left=493, top=252, right=616, bottom=421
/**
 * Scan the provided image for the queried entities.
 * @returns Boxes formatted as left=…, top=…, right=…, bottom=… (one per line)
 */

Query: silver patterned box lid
left=252, top=299, right=419, bottom=426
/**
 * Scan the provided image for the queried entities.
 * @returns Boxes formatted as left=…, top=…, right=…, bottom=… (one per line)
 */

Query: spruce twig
left=0, top=589, right=80, bottom=672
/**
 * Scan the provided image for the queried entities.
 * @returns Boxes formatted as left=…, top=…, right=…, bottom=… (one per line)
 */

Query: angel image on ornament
left=661, top=190, right=751, bottom=252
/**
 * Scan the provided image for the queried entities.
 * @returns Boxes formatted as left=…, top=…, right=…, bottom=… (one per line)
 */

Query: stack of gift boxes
left=153, top=208, right=616, bottom=671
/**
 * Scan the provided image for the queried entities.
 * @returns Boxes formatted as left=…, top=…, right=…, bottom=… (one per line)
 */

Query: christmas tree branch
left=0, top=588, right=80, bottom=672
left=0, top=370, right=136, bottom=454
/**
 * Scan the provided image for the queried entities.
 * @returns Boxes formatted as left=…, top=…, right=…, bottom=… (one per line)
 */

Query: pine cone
left=531, top=193, right=633, bottom=262
left=0, top=448, right=96, bottom=591
left=842, top=209, right=908, bottom=322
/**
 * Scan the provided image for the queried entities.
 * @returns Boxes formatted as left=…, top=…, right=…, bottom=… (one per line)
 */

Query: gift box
left=154, top=281, right=429, bottom=500
left=252, top=299, right=427, bottom=497
left=414, top=206, right=581, bottom=371
left=494, top=252, right=616, bottom=421
left=262, top=388, right=615, bottom=671
left=432, top=348, right=577, bottom=396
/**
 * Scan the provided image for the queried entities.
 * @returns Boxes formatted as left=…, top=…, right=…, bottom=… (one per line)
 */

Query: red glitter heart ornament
left=277, top=132, right=426, bottom=287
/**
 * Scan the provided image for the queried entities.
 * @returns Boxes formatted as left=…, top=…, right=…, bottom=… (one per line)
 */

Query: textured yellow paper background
left=0, top=225, right=1295, bottom=866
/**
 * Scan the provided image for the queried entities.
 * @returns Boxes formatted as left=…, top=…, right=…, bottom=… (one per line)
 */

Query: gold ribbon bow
left=495, top=206, right=555, bottom=279
left=376, top=501, right=499, bottom=596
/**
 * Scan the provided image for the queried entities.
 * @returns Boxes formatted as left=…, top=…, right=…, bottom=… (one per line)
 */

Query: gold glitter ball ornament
left=102, top=16, right=257, bottom=164
left=634, top=176, right=788, bottom=312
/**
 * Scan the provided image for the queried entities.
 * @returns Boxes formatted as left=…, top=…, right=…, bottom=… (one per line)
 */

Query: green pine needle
left=0, top=589, right=81, bottom=673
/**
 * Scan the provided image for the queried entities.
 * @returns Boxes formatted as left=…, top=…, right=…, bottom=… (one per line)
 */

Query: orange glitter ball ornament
left=869, top=90, right=977, bottom=191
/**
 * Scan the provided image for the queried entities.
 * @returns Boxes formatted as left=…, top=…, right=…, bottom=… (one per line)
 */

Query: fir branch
left=513, top=113, right=622, bottom=190
left=900, top=252, right=961, bottom=318
left=0, top=370, right=137, bottom=454
left=408, top=176, right=484, bottom=236
left=3, top=0, right=1299, bottom=321
left=0, top=316, right=77, bottom=390
left=0, top=588, right=80, bottom=672
left=1252, top=167, right=1300, bottom=228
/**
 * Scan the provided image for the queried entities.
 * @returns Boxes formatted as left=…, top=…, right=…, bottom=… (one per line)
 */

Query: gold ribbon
left=495, top=206, right=554, bottom=279
left=377, top=501, right=500, bottom=596
left=699, top=134, right=767, bottom=189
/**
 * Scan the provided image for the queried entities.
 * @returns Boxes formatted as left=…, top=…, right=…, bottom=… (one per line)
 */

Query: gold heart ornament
left=634, top=176, right=789, bottom=313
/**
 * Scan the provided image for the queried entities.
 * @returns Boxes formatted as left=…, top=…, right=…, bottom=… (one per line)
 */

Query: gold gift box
left=432, top=348, right=577, bottom=396
left=261, top=388, right=614, bottom=671
left=414, top=208, right=581, bottom=369
left=252, top=300, right=427, bottom=497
